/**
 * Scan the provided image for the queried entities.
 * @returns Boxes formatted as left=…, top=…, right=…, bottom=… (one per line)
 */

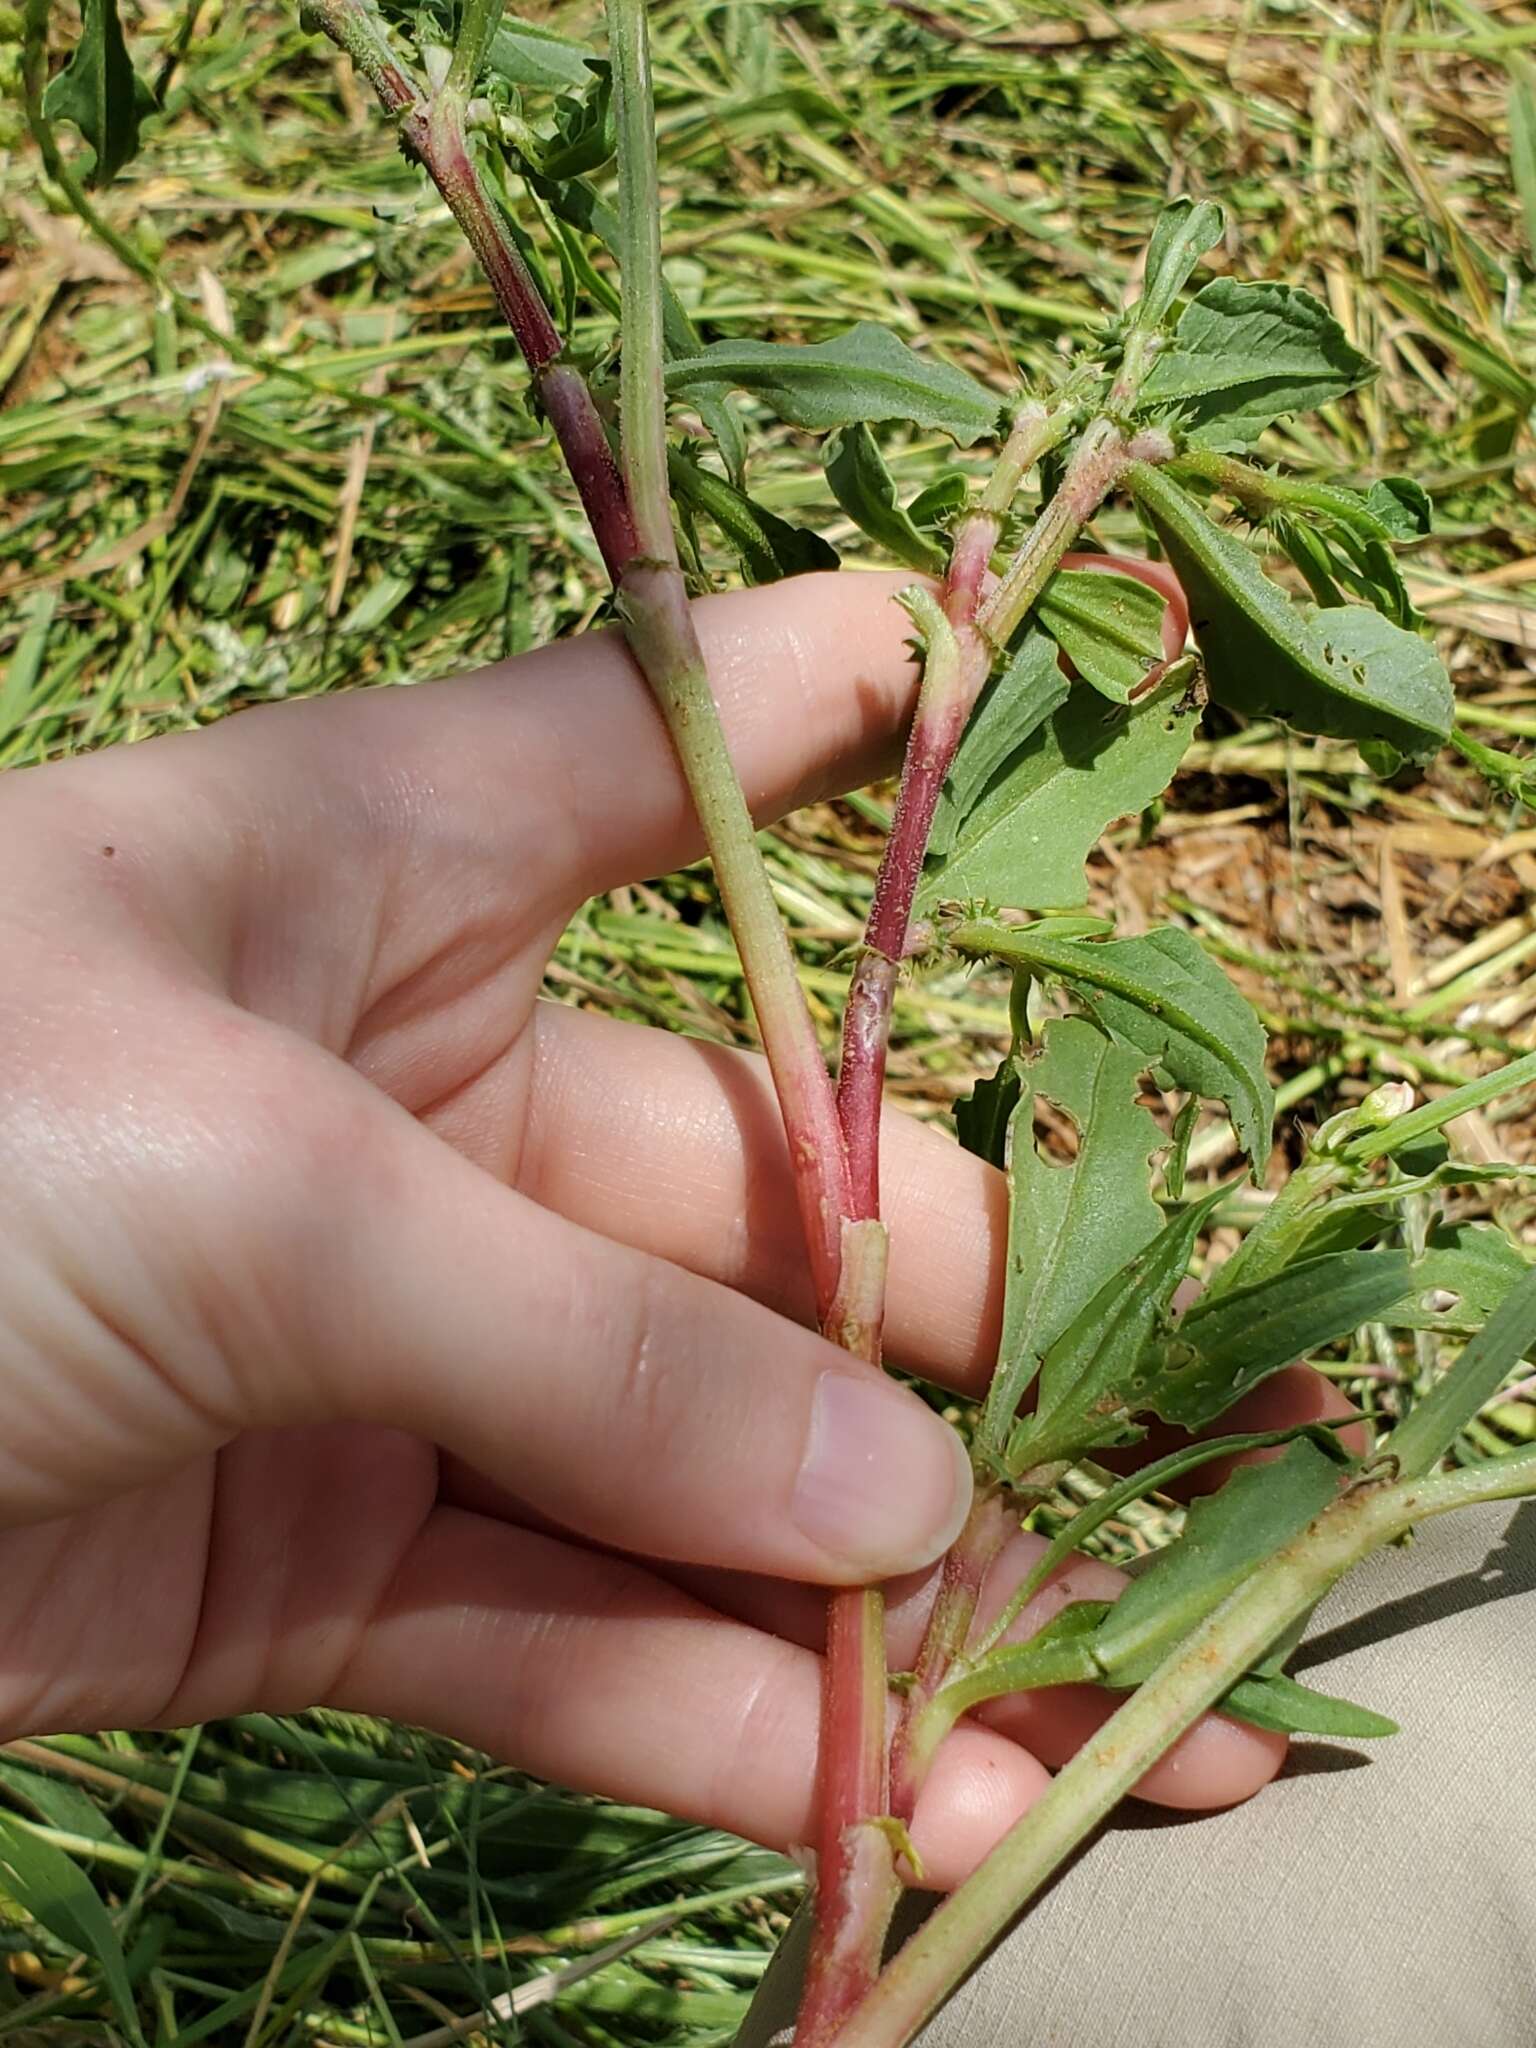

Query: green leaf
left=954, top=1056, right=1021, bottom=1170
left=1010, top=1185, right=1229, bottom=1475
left=663, top=323, right=1004, bottom=445
left=823, top=424, right=947, bottom=573
left=488, top=16, right=599, bottom=91
left=1129, top=463, right=1453, bottom=764
left=1128, top=198, right=1226, bottom=334
left=666, top=451, right=837, bottom=583
left=1092, top=1439, right=1343, bottom=1687
left=994, top=1422, right=1354, bottom=1643
left=982, top=1018, right=1167, bottom=1454
left=1222, top=1669, right=1398, bottom=1739
left=1380, top=1223, right=1535, bottom=1336
left=927, top=629, right=1069, bottom=862
left=1513, top=76, right=1536, bottom=266
left=1139, top=278, right=1375, bottom=449
left=540, top=63, right=615, bottom=180
left=1366, top=476, right=1432, bottom=541
left=918, top=670, right=1199, bottom=913
left=908, top=471, right=970, bottom=539
left=0, top=1812, right=143, bottom=2045
left=959, top=924, right=1273, bottom=1175
left=949, top=1602, right=1113, bottom=1708
left=1388, top=1262, right=1536, bottom=1479
left=1036, top=566, right=1170, bottom=705
left=43, top=0, right=156, bottom=187
left=1151, top=1249, right=1421, bottom=1431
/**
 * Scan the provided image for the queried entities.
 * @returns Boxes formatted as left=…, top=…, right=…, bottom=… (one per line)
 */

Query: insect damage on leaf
left=1129, top=462, right=1453, bottom=762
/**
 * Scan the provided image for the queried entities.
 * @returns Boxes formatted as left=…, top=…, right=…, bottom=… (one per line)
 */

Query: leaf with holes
left=955, top=922, right=1273, bottom=1176
left=1130, top=463, right=1452, bottom=763
left=1008, top=1185, right=1229, bottom=1476
left=1149, top=1249, right=1421, bottom=1431
left=980, top=1017, right=1167, bottom=1456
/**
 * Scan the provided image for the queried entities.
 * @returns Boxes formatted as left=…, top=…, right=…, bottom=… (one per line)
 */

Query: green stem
left=823, top=1473, right=1424, bottom=2048
left=1342, top=1049, right=1536, bottom=1168
left=1409, top=1440, right=1536, bottom=1516
left=604, top=0, right=852, bottom=1308
left=608, top=0, right=672, bottom=564
left=447, top=0, right=503, bottom=94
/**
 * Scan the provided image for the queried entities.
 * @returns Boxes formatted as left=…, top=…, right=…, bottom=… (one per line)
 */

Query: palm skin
left=0, top=568, right=1349, bottom=1886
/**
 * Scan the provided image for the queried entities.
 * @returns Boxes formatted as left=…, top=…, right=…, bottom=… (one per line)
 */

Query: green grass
left=3, top=0, right=1536, bottom=2039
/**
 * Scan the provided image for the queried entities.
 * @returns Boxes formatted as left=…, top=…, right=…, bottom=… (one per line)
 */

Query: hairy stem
left=836, top=404, right=1067, bottom=1218
left=795, top=1590, right=902, bottom=2048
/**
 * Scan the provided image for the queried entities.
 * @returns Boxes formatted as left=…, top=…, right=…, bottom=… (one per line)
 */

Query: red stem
left=836, top=526, right=997, bottom=1219
left=888, top=1492, right=1010, bottom=1823
left=797, top=1591, right=902, bottom=2048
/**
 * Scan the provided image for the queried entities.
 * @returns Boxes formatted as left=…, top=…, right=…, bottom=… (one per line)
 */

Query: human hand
left=0, top=571, right=1353, bottom=1884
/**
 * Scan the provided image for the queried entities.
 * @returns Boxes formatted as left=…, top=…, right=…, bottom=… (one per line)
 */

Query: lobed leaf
left=1138, top=278, right=1374, bottom=449
left=663, top=323, right=1005, bottom=445
left=1129, top=463, right=1453, bottom=763
left=981, top=1019, right=1167, bottom=1453
left=919, top=669, right=1199, bottom=912
left=1036, top=566, right=1170, bottom=705
left=43, top=0, right=156, bottom=187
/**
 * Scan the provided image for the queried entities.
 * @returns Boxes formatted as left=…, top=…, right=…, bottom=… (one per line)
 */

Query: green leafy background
left=4, top=1, right=1536, bottom=2042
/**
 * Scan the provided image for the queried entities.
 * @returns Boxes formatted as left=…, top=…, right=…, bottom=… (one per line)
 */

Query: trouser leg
left=740, top=1498, right=1536, bottom=2047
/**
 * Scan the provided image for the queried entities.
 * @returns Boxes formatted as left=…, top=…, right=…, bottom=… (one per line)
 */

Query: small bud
left=1312, top=1080, right=1415, bottom=1156
left=422, top=42, right=453, bottom=92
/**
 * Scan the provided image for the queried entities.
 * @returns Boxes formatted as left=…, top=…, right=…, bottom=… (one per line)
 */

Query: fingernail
left=792, top=1371, right=973, bottom=1576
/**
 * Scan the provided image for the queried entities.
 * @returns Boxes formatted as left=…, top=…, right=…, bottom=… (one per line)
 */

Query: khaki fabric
left=739, top=1498, right=1536, bottom=2047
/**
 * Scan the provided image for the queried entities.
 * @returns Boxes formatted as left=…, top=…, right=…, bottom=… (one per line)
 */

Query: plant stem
left=835, top=404, right=1067, bottom=1218
left=887, top=1491, right=1010, bottom=1823
left=447, top=0, right=503, bottom=95
left=822, top=1472, right=1427, bottom=2048
left=305, top=0, right=639, bottom=580
left=795, top=1591, right=902, bottom=2048
left=604, top=0, right=852, bottom=1316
